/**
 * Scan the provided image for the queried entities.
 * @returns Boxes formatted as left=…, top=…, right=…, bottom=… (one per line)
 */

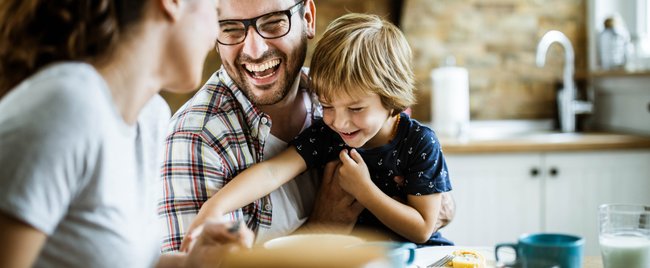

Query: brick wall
left=402, top=0, right=587, bottom=121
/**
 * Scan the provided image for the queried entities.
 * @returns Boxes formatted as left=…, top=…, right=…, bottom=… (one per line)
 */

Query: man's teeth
left=245, top=59, right=280, bottom=72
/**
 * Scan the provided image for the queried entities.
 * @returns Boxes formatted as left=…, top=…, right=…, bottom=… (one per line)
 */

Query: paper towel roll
left=431, top=66, right=470, bottom=138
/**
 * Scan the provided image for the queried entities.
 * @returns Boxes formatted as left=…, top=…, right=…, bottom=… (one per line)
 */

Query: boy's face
left=320, top=91, right=395, bottom=149
left=216, top=0, right=315, bottom=106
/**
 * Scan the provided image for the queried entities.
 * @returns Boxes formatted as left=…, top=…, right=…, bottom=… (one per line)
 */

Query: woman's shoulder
left=18, top=62, right=108, bottom=108
left=0, top=62, right=114, bottom=140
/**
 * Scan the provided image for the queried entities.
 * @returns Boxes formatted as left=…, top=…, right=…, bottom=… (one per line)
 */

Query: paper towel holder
left=431, top=55, right=470, bottom=140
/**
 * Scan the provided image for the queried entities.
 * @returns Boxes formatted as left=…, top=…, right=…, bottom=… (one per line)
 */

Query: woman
left=0, top=0, right=252, bottom=267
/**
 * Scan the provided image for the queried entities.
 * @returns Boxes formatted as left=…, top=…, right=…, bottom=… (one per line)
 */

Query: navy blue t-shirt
left=290, top=113, right=453, bottom=246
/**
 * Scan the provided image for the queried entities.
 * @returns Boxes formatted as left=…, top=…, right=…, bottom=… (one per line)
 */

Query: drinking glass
left=599, top=204, right=650, bottom=268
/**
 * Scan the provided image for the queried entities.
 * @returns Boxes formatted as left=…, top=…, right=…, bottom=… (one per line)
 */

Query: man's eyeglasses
left=217, top=0, right=305, bottom=45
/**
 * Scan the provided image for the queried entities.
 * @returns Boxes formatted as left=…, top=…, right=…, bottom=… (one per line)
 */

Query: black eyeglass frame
left=216, top=0, right=306, bottom=45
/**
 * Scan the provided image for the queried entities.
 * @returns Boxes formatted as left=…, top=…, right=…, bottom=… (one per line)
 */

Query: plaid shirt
left=158, top=67, right=317, bottom=253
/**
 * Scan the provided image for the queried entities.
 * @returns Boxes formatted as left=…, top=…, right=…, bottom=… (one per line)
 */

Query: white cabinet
left=441, top=150, right=650, bottom=256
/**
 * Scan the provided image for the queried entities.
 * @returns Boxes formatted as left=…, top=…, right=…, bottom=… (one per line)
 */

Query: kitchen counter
left=439, top=132, right=650, bottom=154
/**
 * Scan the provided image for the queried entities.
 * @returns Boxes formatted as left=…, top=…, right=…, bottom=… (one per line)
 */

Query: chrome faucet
left=536, top=30, right=592, bottom=132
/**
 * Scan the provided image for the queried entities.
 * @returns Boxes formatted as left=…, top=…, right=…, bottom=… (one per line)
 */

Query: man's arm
left=159, top=131, right=230, bottom=253
left=297, top=160, right=364, bottom=234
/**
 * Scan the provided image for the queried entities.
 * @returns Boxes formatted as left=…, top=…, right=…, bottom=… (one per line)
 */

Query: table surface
left=413, top=246, right=603, bottom=268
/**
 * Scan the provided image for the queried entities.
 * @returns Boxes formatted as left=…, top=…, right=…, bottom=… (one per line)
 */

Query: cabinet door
left=442, top=153, right=543, bottom=247
left=544, top=150, right=650, bottom=256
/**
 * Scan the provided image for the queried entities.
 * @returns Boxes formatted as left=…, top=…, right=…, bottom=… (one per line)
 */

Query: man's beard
left=229, top=35, right=308, bottom=106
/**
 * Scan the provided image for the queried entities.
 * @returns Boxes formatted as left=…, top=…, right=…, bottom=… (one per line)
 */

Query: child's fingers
left=182, top=224, right=204, bottom=252
left=179, top=234, right=192, bottom=252
left=339, top=149, right=353, bottom=164
left=349, top=149, right=364, bottom=164
left=200, top=220, right=252, bottom=246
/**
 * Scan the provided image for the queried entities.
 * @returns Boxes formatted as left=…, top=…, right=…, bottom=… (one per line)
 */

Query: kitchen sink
left=464, top=119, right=557, bottom=141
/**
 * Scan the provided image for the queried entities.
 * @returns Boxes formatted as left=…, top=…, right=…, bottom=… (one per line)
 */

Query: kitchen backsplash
left=162, top=0, right=588, bottom=122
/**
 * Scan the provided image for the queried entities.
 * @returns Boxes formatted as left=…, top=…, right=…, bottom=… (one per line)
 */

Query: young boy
left=186, top=13, right=453, bottom=246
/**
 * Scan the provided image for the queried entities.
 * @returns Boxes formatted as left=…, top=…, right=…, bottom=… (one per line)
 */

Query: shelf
left=589, top=70, right=650, bottom=78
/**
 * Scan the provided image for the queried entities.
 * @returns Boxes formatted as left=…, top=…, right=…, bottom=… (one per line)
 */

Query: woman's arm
left=180, top=147, right=307, bottom=251
left=337, top=149, right=441, bottom=243
left=0, top=212, right=47, bottom=268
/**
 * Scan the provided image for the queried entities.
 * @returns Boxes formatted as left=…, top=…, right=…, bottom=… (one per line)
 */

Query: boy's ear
left=303, top=0, right=316, bottom=39
left=159, top=0, right=183, bottom=21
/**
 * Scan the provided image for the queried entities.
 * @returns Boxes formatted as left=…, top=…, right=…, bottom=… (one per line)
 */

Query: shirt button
left=264, top=203, right=272, bottom=210
left=261, top=117, right=269, bottom=125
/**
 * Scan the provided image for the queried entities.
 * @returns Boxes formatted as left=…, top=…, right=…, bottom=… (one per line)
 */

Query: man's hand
left=184, top=221, right=254, bottom=268
left=301, top=160, right=364, bottom=233
left=434, top=192, right=455, bottom=231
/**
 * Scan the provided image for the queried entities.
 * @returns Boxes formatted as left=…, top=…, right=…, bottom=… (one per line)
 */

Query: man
left=159, top=0, right=454, bottom=252
left=159, top=0, right=364, bottom=252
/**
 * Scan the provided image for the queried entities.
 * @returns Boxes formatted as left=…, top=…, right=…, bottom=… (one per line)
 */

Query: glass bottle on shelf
left=598, top=16, right=629, bottom=70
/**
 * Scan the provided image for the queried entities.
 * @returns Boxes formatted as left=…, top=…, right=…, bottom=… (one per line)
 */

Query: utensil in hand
left=228, top=220, right=242, bottom=233
left=427, top=254, right=454, bottom=268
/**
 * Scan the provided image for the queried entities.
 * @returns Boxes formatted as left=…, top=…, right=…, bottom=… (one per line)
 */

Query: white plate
left=263, top=234, right=365, bottom=249
left=412, top=246, right=515, bottom=268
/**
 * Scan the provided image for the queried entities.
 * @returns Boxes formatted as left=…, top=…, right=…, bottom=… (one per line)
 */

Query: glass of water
left=599, top=204, right=650, bottom=268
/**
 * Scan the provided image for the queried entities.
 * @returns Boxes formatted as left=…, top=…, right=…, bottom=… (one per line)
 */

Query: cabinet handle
left=549, top=167, right=559, bottom=177
left=530, top=167, right=540, bottom=177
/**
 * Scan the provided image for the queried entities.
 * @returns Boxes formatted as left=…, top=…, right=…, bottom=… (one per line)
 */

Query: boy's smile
left=321, top=91, right=398, bottom=149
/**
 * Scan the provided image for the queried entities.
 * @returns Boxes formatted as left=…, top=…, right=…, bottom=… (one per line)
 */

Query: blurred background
left=161, top=0, right=586, bottom=122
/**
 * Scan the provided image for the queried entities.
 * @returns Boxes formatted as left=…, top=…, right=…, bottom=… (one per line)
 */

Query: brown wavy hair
left=0, top=0, right=148, bottom=98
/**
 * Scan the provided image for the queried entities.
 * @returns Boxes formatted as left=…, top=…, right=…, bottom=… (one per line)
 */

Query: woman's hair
left=309, top=13, right=416, bottom=116
left=0, top=0, right=148, bottom=98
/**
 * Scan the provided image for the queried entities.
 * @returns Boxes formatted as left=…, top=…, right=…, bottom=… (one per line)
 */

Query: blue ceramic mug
left=495, top=233, right=584, bottom=268
left=351, top=241, right=416, bottom=268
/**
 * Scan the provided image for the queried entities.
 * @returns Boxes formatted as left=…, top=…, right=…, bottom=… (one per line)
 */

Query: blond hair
left=309, top=13, right=416, bottom=115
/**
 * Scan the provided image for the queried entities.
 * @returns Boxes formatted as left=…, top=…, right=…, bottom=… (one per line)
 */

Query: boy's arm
left=181, top=147, right=307, bottom=250
left=338, top=149, right=441, bottom=243
left=207, top=147, right=307, bottom=215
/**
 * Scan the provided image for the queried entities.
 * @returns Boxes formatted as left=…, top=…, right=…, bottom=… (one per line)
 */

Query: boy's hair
left=310, top=13, right=416, bottom=116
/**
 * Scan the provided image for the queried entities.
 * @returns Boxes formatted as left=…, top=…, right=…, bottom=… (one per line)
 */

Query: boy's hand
left=338, top=149, right=374, bottom=198
left=180, top=201, right=223, bottom=252
left=185, top=221, right=254, bottom=268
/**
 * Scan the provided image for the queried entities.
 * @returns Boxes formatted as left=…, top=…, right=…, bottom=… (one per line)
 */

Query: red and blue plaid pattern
left=158, top=67, right=281, bottom=253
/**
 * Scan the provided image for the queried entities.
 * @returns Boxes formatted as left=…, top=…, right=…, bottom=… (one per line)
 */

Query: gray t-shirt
left=0, top=63, right=169, bottom=267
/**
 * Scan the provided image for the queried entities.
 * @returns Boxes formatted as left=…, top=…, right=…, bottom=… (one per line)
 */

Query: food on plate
left=449, top=249, right=486, bottom=268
